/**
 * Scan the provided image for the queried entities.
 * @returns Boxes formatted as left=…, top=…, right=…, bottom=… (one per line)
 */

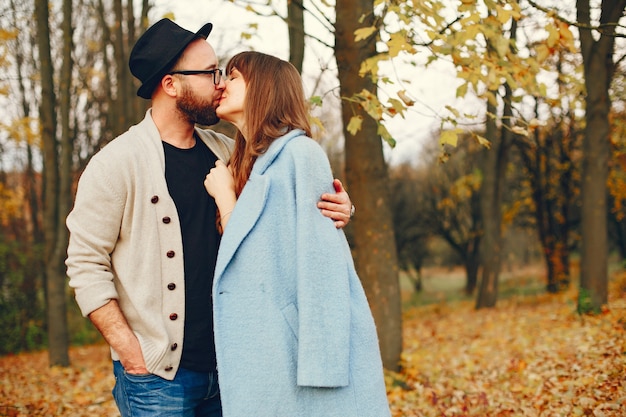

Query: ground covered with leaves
left=1, top=273, right=625, bottom=416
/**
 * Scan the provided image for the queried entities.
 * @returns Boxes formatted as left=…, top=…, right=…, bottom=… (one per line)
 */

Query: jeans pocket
left=206, top=371, right=220, bottom=400
left=123, top=372, right=160, bottom=382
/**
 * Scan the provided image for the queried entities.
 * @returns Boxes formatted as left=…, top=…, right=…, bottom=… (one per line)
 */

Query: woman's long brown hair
left=225, top=51, right=312, bottom=197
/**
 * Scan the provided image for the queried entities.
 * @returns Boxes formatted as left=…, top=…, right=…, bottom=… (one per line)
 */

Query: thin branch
left=527, top=0, right=626, bottom=37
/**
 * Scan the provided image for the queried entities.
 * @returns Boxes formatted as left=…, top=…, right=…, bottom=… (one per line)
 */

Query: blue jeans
left=112, top=361, right=222, bottom=417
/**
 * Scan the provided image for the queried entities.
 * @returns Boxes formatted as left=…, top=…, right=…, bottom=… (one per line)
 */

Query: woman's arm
left=204, top=160, right=237, bottom=230
left=205, top=160, right=352, bottom=231
left=290, top=139, right=352, bottom=387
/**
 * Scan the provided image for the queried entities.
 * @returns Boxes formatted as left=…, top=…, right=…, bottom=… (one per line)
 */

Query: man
left=65, top=19, right=353, bottom=417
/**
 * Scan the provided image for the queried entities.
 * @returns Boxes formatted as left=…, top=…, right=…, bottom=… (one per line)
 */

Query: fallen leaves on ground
left=388, top=273, right=626, bottom=417
left=1, top=275, right=625, bottom=417
left=0, top=344, right=118, bottom=416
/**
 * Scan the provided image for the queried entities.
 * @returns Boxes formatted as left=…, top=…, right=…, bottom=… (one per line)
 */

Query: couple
left=65, top=18, right=390, bottom=417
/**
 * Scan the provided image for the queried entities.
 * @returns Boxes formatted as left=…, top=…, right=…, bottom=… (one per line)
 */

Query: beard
left=176, top=83, right=220, bottom=126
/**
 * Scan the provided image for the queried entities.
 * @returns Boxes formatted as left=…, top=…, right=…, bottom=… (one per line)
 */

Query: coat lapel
left=213, top=173, right=270, bottom=280
left=214, top=129, right=304, bottom=281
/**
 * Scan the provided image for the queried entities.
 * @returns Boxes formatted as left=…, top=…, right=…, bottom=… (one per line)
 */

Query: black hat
left=129, top=18, right=213, bottom=99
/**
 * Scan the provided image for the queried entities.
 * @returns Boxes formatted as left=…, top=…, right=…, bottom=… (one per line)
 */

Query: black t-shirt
left=163, top=136, right=220, bottom=372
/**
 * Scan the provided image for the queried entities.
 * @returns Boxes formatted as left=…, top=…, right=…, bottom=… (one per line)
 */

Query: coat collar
left=252, top=129, right=305, bottom=175
left=213, top=129, right=305, bottom=283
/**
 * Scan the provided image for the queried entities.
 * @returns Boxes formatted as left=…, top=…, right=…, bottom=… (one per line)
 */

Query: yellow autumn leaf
left=494, top=36, right=510, bottom=58
left=386, top=98, right=407, bottom=117
left=535, top=44, right=550, bottom=63
left=387, top=32, right=414, bottom=57
left=309, top=115, right=325, bottom=134
left=359, top=56, right=381, bottom=77
left=495, top=5, right=513, bottom=25
left=546, top=24, right=559, bottom=48
left=558, top=21, right=576, bottom=52
left=474, top=134, right=491, bottom=148
left=347, top=115, right=363, bottom=135
left=354, top=26, right=377, bottom=42
left=445, top=105, right=461, bottom=118
left=378, top=124, right=396, bottom=147
left=456, top=82, right=468, bottom=98
left=398, top=90, right=415, bottom=106
left=440, top=130, right=459, bottom=147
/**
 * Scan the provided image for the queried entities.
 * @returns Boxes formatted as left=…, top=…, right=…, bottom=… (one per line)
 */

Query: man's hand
left=89, top=300, right=148, bottom=375
left=318, top=179, right=354, bottom=229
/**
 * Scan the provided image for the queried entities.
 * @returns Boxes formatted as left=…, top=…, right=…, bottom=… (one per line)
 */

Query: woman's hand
left=205, top=160, right=237, bottom=228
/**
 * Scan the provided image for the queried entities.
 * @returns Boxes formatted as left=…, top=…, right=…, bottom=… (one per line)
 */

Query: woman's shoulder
left=281, top=133, right=326, bottom=159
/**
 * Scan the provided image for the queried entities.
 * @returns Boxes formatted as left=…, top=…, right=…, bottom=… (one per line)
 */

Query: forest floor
left=1, top=267, right=625, bottom=417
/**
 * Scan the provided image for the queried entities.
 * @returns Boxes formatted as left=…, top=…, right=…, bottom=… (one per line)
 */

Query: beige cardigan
left=66, top=110, right=233, bottom=380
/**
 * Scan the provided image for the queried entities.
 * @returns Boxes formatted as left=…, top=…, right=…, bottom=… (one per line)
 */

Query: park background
left=0, top=0, right=625, bottom=415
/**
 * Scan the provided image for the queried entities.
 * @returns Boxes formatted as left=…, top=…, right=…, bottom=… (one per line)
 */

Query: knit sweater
left=66, top=110, right=233, bottom=380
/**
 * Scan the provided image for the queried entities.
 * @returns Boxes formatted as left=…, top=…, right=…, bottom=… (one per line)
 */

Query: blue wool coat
left=213, top=130, right=391, bottom=417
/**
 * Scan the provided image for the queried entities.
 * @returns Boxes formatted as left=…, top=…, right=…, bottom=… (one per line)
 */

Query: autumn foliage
left=1, top=271, right=624, bottom=417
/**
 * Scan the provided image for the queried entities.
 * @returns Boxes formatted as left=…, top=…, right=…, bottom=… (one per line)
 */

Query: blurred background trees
left=0, top=0, right=625, bottom=372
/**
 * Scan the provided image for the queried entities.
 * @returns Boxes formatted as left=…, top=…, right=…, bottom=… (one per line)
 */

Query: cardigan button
left=166, top=250, right=175, bottom=258
left=169, top=313, right=178, bottom=320
left=170, top=343, right=178, bottom=351
left=167, top=283, right=176, bottom=290
left=150, top=195, right=159, bottom=204
left=162, top=216, right=171, bottom=224
left=164, top=366, right=173, bottom=372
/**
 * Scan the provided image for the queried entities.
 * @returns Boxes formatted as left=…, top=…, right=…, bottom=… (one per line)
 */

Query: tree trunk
left=609, top=212, right=626, bottom=262
left=125, top=0, right=141, bottom=123
left=544, top=241, right=570, bottom=293
left=476, top=98, right=502, bottom=309
left=96, top=0, right=117, bottom=142
left=476, top=19, right=517, bottom=309
left=113, top=0, right=130, bottom=132
left=464, top=247, right=480, bottom=295
left=10, top=0, right=42, bottom=325
left=575, top=0, right=625, bottom=312
left=12, top=0, right=42, bottom=244
left=465, top=191, right=482, bottom=295
left=335, top=0, right=402, bottom=371
left=35, top=0, right=69, bottom=367
left=287, top=0, right=305, bottom=73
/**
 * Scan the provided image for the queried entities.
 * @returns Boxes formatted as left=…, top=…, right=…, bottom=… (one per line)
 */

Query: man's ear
left=160, top=74, right=178, bottom=97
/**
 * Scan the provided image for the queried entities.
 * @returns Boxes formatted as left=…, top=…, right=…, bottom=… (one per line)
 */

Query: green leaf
left=309, top=96, right=323, bottom=107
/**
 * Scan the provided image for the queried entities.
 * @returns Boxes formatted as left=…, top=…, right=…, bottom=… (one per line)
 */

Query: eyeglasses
left=168, top=69, right=223, bottom=85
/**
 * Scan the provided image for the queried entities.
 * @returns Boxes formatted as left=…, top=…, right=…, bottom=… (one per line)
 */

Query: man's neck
left=151, top=106, right=196, bottom=149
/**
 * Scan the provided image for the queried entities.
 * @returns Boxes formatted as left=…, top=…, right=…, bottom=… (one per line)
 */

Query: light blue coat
left=213, top=130, right=391, bottom=417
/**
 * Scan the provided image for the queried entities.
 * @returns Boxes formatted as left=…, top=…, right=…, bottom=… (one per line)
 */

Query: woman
left=205, top=51, right=390, bottom=417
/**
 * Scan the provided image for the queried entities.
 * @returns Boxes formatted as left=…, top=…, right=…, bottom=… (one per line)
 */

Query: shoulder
left=281, top=134, right=328, bottom=163
left=89, top=130, right=148, bottom=169
left=195, top=127, right=235, bottom=160
left=195, top=127, right=233, bottom=144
